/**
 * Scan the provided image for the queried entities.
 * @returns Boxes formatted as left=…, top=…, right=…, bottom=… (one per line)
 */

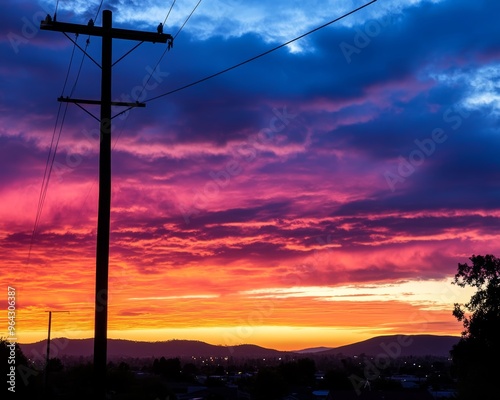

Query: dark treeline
left=3, top=339, right=457, bottom=400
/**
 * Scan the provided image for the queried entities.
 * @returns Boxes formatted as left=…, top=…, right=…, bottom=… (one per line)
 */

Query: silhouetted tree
left=451, top=254, right=500, bottom=400
left=253, top=367, right=288, bottom=399
left=323, top=369, right=353, bottom=390
left=182, top=362, right=198, bottom=377
left=152, top=357, right=160, bottom=374
left=47, top=357, right=64, bottom=372
left=61, top=362, right=94, bottom=399
left=278, top=357, right=316, bottom=387
left=297, top=357, right=316, bottom=386
left=214, top=364, right=225, bottom=375
left=154, top=356, right=181, bottom=380
left=278, top=361, right=299, bottom=385
left=107, top=361, right=134, bottom=394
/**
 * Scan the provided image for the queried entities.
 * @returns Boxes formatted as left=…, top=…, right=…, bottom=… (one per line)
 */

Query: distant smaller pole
left=45, top=311, right=52, bottom=390
left=44, top=310, right=69, bottom=395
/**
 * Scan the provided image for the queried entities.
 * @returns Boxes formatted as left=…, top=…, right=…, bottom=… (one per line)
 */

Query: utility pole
left=40, top=11, right=172, bottom=399
left=44, top=310, right=70, bottom=396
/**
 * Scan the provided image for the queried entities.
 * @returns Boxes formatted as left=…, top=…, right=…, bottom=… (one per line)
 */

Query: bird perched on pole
left=157, top=23, right=163, bottom=34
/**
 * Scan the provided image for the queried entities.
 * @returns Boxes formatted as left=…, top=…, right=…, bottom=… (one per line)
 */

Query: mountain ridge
left=318, top=334, right=460, bottom=357
left=20, top=334, right=460, bottom=360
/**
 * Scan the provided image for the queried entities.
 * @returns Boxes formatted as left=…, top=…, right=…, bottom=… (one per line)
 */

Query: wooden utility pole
left=40, top=11, right=172, bottom=398
left=44, top=310, right=70, bottom=395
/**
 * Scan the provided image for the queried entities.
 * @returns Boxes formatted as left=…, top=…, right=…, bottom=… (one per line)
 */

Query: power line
left=145, top=0, right=378, bottom=104
left=111, top=0, right=178, bottom=70
left=58, top=1, right=181, bottom=225
left=60, top=41, right=78, bottom=94
left=94, top=0, right=105, bottom=23
left=78, top=0, right=185, bottom=212
left=164, top=0, right=177, bottom=25
left=29, top=102, right=71, bottom=261
left=29, top=43, right=92, bottom=262
left=112, top=41, right=144, bottom=67
left=70, top=38, right=91, bottom=96
left=174, top=0, right=203, bottom=39
left=61, top=32, right=101, bottom=68
left=112, top=0, right=377, bottom=119
left=133, top=0, right=203, bottom=103
left=28, top=0, right=108, bottom=262
left=30, top=0, right=378, bottom=256
left=28, top=34, right=80, bottom=261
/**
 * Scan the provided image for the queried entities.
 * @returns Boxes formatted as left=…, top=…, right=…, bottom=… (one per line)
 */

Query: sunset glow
left=2, top=0, right=499, bottom=351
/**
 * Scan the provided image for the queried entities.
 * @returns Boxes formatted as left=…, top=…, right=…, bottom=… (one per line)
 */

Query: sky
left=1, top=0, right=499, bottom=351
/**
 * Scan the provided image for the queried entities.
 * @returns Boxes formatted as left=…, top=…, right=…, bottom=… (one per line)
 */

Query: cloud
left=240, top=278, right=473, bottom=308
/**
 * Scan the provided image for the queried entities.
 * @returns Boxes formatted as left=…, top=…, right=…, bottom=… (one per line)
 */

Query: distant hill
left=20, top=334, right=460, bottom=360
left=295, top=346, right=333, bottom=354
left=318, top=335, right=460, bottom=357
